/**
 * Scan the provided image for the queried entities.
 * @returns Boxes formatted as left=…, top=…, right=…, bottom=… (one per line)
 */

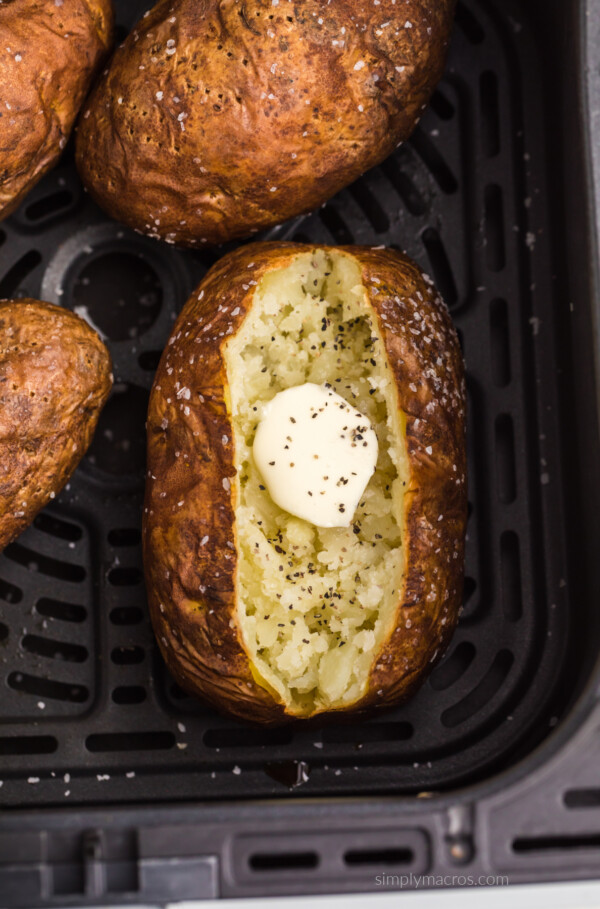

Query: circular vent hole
left=71, top=251, right=162, bottom=340
left=86, top=383, right=148, bottom=476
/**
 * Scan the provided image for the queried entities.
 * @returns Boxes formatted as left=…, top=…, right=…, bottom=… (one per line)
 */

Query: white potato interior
left=224, top=250, right=407, bottom=714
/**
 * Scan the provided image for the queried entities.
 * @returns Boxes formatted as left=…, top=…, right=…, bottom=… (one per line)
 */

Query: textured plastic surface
left=1, top=0, right=600, bottom=902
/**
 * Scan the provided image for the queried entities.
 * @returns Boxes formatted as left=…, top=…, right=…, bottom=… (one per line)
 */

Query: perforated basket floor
left=0, top=0, right=572, bottom=807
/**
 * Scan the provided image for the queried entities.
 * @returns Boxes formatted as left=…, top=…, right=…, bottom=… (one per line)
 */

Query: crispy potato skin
left=76, top=0, right=455, bottom=247
left=144, top=243, right=467, bottom=724
left=0, top=299, right=112, bottom=549
left=0, top=0, right=114, bottom=220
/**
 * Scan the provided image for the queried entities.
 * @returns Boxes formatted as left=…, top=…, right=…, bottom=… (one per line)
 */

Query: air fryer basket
left=1, top=0, right=600, bottom=902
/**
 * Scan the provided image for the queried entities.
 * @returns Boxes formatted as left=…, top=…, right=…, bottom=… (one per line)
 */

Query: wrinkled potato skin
left=0, top=0, right=114, bottom=220
left=77, top=0, right=455, bottom=247
left=143, top=243, right=467, bottom=724
left=0, top=300, right=112, bottom=549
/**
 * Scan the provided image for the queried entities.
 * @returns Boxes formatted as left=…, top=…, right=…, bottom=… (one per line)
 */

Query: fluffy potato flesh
left=224, top=251, right=408, bottom=715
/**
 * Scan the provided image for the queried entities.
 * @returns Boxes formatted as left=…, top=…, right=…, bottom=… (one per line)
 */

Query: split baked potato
left=0, top=0, right=114, bottom=220
left=0, top=299, right=112, bottom=550
left=144, top=243, right=467, bottom=723
left=76, top=0, right=456, bottom=247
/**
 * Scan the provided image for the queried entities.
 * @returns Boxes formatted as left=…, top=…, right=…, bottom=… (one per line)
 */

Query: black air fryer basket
left=1, top=0, right=600, bottom=903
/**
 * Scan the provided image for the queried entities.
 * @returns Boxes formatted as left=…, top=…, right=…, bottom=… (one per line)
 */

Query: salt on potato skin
left=143, top=242, right=467, bottom=725
left=75, top=0, right=455, bottom=247
left=0, top=0, right=114, bottom=220
left=0, top=300, right=113, bottom=550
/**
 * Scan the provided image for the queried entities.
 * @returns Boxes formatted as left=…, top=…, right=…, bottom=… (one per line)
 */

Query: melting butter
left=253, top=383, right=378, bottom=528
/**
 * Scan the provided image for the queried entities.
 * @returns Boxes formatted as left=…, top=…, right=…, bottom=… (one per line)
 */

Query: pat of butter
left=253, top=383, right=378, bottom=528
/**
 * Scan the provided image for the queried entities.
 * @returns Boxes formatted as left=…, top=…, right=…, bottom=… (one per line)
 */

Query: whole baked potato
left=0, top=0, right=114, bottom=221
left=0, top=299, right=112, bottom=550
left=144, top=243, right=467, bottom=723
left=76, top=0, right=456, bottom=247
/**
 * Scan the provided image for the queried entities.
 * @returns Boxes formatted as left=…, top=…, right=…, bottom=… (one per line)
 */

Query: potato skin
left=76, top=0, right=455, bottom=247
left=144, top=243, right=466, bottom=724
left=0, top=299, right=113, bottom=550
left=0, top=0, right=114, bottom=220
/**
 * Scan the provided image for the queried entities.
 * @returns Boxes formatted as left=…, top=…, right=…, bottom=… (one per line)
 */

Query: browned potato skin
left=0, top=299, right=113, bottom=549
left=76, top=0, right=456, bottom=247
left=0, top=0, right=114, bottom=221
left=144, top=243, right=467, bottom=724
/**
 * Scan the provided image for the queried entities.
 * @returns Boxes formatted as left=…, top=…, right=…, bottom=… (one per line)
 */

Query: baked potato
left=0, top=299, right=112, bottom=550
left=76, top=0, right=456, bottom=247
left=0, top=0, right=114, bottom=221
left=144, top=243, right=467, bottom=723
